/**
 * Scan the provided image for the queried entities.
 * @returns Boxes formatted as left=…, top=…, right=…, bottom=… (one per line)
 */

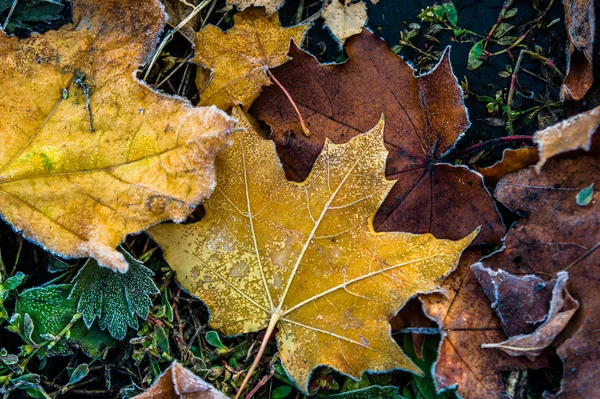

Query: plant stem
left=234, top=313, right=280, bottom=399
left=444, top=136, right=533, bottom=162
left=267, top=70, right=311, bottom=137
left=484, top=0, right=513, bottom=50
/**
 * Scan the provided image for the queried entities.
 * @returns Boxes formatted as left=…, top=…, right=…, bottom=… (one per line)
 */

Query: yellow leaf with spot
left=0, top=0, right=236, bottom=272
left=149, top=107, right=476, bottom=392
left=194, top=8, right=308, bottom=111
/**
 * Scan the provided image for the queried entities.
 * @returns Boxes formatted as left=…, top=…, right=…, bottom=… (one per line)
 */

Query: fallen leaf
left=69, top=248, right=160, bottom=340
left=0, top=0, right=235, bottom=272
left=487, top=156, right=599, bottom=398
left=133, top=362, right=227, bottom=399
left=322, top=0, right=368, bottom=45
left=471, top=263, right=555, bottom=337
left=194, top=8, right=308, bottom=111
left=226, top=0, right=285, bottom=15
left=149, top=108, right=476, bottom=392
left=534, top=105, right=600, bottom=172
left=475, top=147, right=539, bottom=185
left=478, top=269, right=579, bottom=358
left=560, top=0, right=595, bottom=100
left=420, top=250, right=547, bottom=399
left=251, top=30, right=504, bottom=243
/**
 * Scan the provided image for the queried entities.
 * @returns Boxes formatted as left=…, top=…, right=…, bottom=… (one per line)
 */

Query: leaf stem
left=266, top=69, right=311, bottom=137
left=234, top=312, right=280, bottom=399
left=443, top=135, right=533, bottom=162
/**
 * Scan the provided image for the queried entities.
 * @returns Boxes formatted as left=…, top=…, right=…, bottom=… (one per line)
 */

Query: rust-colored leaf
left=0, top=0, right=235, bottom=272
left=560, top=0, right=595, bottom=101
left=420, top=250, right=547, bottom=399
left=133, top=362, right=227, bottom=399
left=149, top=107, right=476, bottom=393
left=475, top=147, right=539, bottom=185
left=534, top=105, right=600, bottom=172
left=251, top=30, right=504, bottom=244
left=487, top=157, right=599, bottom=398
left=194, top=8, right=308, bottom=111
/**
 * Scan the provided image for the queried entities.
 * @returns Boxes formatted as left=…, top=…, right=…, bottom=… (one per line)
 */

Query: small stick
left=234, top=313, right=280, bottom=399
left=266, top=70, right=311, bottom=137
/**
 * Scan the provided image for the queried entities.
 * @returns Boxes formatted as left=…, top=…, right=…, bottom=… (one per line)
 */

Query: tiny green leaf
left=154, top=324, right=170, bottom=355
left=68, top=364, right=89, bottom=386
left=443, top=2, right=458, bottom=26
left=4, top=272, right=25, bottom=291
left=467, top=40, right=485, bottom=70
left=69, top=248, right=159, bottom=340
left=504, top=8, right=518, bottom=18
left=205, top=331, right=226, bottom=349
left=576, top=184, right=594, bottom=206
left=272, top=385, right=293, bottom=399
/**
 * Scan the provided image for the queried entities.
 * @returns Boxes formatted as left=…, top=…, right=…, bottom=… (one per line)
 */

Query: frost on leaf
left=149, top=107, right=476, bottom=392
left=69, top=249, right=159, bottom=340
left=194, top=7, right=309, bottom=111
left=0, top=0, right=236, bottom=272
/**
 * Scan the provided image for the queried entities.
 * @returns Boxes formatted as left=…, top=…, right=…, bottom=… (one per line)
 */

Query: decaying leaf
left=534, top=105, right=600, bottom=172
left=560, top=0, right=595, bottom=100
left=477, top=269, right=579, bottom=358
left=133, top=362, right=227, bottom=399
left=471, top=263, right=555, bottom=337
left=475, top=147, right=539, bottom=185
left=487, top=157, right=599, bottom=398
left=162, top=0, right=204, bottom=41
left=252, top=30, right=504, bottom=244
left=149, top=108, right=476, bottom=392
left=322, top=0, right=368, bottom=45
left=194, top=8, right=309, bottom=111
left=420, top=250, right=546, bottom=399
left=0, top=0, right=235, bottom=272
left=226, top=0, right=285, bottom=15
left=69, top=249, right=160, bottom=340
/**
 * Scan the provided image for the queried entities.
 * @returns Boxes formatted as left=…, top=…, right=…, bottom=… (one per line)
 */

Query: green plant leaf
left=576, top=184, right=594, bottom=206
left=69, top=248, right=159, bottom=340
left=443, top=2, right=458, bottom=26
left=15, top=285, right=114, bottom=357
left=67, top=363, right=89, bottom=386
left=504, top=8, right=518, bottom=18
left=4, top=271, right=25, bottom=291
left=467, top=40, right=485, bottom=70
left=272, top=385, right=293, bottom=399
left=205, top=331, right=226, bottom=349
left=324, top=386, right=404, bottom=399
left=154, top=324, right=170, bottom=355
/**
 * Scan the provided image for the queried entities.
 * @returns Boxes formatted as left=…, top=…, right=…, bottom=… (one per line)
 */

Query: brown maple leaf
left=251, top=30, right=504, bottom=244
left=419, top=249, right=548, bottom=399
left=483, top=156, right=599, bottom=398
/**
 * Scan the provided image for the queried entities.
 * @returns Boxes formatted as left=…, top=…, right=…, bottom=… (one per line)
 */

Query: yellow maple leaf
left=149, top=107, right=476, bottom=393
left=194, top=8, right=308, bottom=111
left=0, top=0, right=236, bottom=272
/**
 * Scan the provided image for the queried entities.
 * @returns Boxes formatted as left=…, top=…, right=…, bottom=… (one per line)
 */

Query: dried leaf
left=162, top=0, right=204, bottom=41
left=490, top=157, right=599, bottom=398
left=0, top=0, right=235, bottom=272
left=251, top=30, right=504, bottom=244
left=534, top=105, right=600, bottom=172
left=560, top=0, right=595, bottom=100
left=133, top=362, right=227, bottom=399
left=194, top=8, right=308, bottom=111
left=475, top=147, right=539, bottom=185
left=226, top=0, right=285, bottom=15
left=478, top=270, right=579, bottom=358
left=471, top=263, right=554, bottom=336
left=420, top=250, right=546, bottom=399
left=322, top=0, right=368, bottom=45
left=149, top=108, right=476, bottom=392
